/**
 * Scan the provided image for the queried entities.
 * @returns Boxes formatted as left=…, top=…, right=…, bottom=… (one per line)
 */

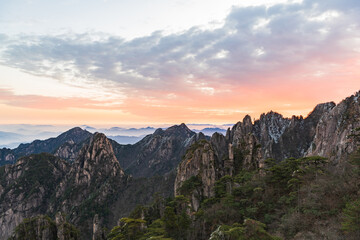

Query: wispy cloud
left=0, top=0, right=359, bottom=123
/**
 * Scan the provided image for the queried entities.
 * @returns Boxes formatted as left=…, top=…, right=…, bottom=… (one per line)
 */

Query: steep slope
left=259, top=102, right=336, bottom=161
left=0, top=153, right=70, bottom=239
left=306, top=91, right=360, bottom=162
left=226, top=102, right=335, bottom=168
left=175, top=91, right=359, bottom=213
left=112, top=123, right=200, bottom=178
left=1, top=131, right=181, bottom=240
left=53, top=133, right=128, bottom=238
left=174, top=139, right=219, bottom=211
left=0, top=127, right=92, bottom=166
left=0, top=133, right=128, bottom=240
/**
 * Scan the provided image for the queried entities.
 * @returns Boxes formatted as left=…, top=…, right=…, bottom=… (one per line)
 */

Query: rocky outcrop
left=0, top=147, right=15, bottom=165
left=8, top=215, right=58, bottom=240
left=71, top=132, right=125, bottom=186
left=266, top=102, right=336, bottom=161
left=0, top=154, right=70, bottom=239
left=0, top=133, right=127, bottom=239
left=1, top=91, right=359, bottom=239
left=174, top=91, right=360, bottom=210
left=92, top=214, right=105, bottom=240
left=306, top=92, right=360, bottom=162
left=174, top=140, right=218, bottom=210
left=8, top=214, right=79, bottom=240
left=53, top=133, right=127, bottom=238
left=226, top=101, right=337, bottom=169
left=54, top=140, right=84, bottom=162
left=113, top=123, right=197, bottom=178
left=0, top=131, right=178, bottom=239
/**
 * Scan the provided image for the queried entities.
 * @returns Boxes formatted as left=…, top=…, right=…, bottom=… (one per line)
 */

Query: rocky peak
left=53, top=133, right=127, bottom=238
left=0, top=127, right=93, bottom=166
left=186, top=132, right=208, bottom=147
left=60, top=127, right=87, bottom=138
left=354, top=90, right=360, bottom=101
left=174, top=140, right=217, bottom=211
left=254, top=111, right=291, bottom=143
left=75, top=133, right=124, bottom=183
left=79, top=133, right=117, bottom=164
left=243, top=115, right=252, bottom=127
left=114, top=124, right=196, bottom=178
left=151, top=124, right=194, bottom=139
left=306, top=102, right=336, bottom=122
left=163, top=123, right=194, bottom=138
left=210, top=132, right=228, bottom=161
left=229, top=116, right=254, bottom=145
left=153, top=128, right=164, bottom=136
left=0, top=153, right=70, bottom=240
left=225, top=128, right=231, bottom=142
left=306, top=91, right=360, bottom=162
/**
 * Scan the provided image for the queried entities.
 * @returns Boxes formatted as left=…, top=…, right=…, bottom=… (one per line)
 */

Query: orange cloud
left=0, top=88, right=123, bottom=110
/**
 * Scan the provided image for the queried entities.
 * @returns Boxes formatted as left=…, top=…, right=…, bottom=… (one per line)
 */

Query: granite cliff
left=306, top=92, right=360, bottom=162
left=0, top=132, right=177, bottom=239
left=174, top=91, right=360, bottom=211
left=0, top=153, right=70, bottom=239
left=0, top=133, right=127, bottom=239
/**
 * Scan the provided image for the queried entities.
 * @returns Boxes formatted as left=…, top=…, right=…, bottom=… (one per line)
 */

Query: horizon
left=0, top=89, right=357, bottom=127
left=1, top=0, right=360, bottom=125
left=0, top=89, right=358, bottom=127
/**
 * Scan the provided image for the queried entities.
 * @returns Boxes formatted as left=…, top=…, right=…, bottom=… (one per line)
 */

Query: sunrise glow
left=0, top=0, right=359, bottom=125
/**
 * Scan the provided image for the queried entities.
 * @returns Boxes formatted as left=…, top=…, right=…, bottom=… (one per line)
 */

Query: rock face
left=0, top=127, right=92, bottom=166
left=113, top=123, right=198, bottom=177
left=0, top=133, right=127, bottom=240
left=1, top=91, right=359, bottom=239
left=53, top=133, right=127, bottom=239
left=0, top=131, right=179, bottom=239
left=8, top=214, right=79, bottom=240
left=174, top=140, right=218, bottom=211
left=0, top=147, right=15, bottom=165
left=174, top=91, right=360, bottom=207
left=0, top=154, right=70, bottom=240
left=306, top=92, right=360, bottom=162
left=8, top=215, right=58, bottom=240
left=225, top=101, right=338, bottom=168
left=68, top=132, right=125, bottom=186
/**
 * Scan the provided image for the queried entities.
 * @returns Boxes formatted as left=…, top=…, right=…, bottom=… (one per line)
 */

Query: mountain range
left=0, top=125, right=228, bottom=148
left=0, top=91, right=359, bottom=239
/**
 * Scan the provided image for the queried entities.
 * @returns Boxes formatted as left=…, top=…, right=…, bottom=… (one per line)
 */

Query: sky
left=0, top=0, right=359, bottom=126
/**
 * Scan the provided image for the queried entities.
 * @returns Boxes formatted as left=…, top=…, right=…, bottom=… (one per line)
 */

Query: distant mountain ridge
left=0, top=124, right=204, bottom=178
left=0, top=127, right=92, bottom=166
left=1, top=90, right=360, bottom=239
left=111, top=123, right=207, bottom=178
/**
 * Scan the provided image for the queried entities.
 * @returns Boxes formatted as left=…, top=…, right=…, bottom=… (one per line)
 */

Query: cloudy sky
left=0, top=0, right=359, bottom=125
